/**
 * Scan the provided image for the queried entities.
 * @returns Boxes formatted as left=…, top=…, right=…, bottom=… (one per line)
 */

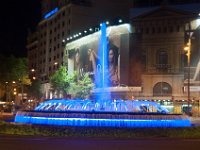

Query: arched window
left=153, top=82, right=172, bottom=96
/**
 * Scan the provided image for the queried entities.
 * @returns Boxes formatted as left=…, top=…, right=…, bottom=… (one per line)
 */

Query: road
left=0, top=135, right=200, bottom=150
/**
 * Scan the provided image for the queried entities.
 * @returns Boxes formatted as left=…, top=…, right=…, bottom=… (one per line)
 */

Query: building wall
left=27, top=31, right=38, bottom=79
left=27, top=0, right=131, bottom=99
left=28, top=0, right=131, bottom=84
left=130, top=6, right=198, bottom=100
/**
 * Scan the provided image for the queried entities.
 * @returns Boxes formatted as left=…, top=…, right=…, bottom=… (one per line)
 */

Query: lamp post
left=184, top=37, right=191, bottom=115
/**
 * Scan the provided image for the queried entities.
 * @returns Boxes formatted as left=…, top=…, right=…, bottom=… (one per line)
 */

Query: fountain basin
left=15, top=111, right=191, bottom=128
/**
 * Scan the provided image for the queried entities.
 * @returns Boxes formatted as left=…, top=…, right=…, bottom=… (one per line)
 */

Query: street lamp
left=31, top=68, right=36, bottom=80
left=184, top=37, right=191, bottom=115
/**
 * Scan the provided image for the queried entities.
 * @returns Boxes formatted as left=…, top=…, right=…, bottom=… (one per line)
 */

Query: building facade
left=63, top=3, right=200, bottom=114
left=27, top=0, right=132, bottom=98
left=129, top=4, right=200, bottom=114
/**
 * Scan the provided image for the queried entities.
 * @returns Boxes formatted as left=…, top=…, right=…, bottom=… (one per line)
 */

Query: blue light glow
left=96, top=23, right=109, bottom=89
left=15, top=116, right=191, bottom=128
left=44, top=8, right=58, bottom=19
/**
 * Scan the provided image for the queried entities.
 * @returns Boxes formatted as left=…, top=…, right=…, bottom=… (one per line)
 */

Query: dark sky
left=0, top=0, right=41, bottom=57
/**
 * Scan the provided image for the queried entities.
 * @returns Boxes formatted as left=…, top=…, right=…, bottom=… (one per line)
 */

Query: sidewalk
left=0, top=112, right=15, bottom=121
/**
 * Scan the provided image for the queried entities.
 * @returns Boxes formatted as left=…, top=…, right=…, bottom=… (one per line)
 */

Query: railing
left=146, top=64, right=182, bottom=74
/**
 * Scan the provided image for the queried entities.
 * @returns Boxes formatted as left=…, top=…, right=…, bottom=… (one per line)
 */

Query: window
left=157, top=50, right=168, bottom=65
left=156, top=50, right=169, bottom=71
left=169, top=26, right=173, bottom=32
left=153, top=82, right=172, bottom=96
left=157, top=27, right=161, bottom=33
left=176, top=25, right=180, bottom=32
left=62, top=31, right=65, bottom=37
left=57, top=14, right=60, bottom=19
left=62, top=11, right=65, bottom=16
left=163, top=27, right=167, bottom=33
left=152, top=27, right=155, bottom=33
left=145, top=28, right=149, bottom=34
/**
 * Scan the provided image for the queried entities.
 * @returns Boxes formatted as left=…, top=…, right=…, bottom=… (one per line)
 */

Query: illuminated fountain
left=15, top=23, right=191, bottom=128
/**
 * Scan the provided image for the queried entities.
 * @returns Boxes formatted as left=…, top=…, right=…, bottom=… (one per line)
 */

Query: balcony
left=146, top=64, right=172, bottom=74
left=156, top=64, right=171, bottom=70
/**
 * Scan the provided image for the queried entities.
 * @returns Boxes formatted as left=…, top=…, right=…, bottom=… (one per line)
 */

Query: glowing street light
left=31, top=69, right=35, bottom=72
left=184, top=37, right=191, bottom=115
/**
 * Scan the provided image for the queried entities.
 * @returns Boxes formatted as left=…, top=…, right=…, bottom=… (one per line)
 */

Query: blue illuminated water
left=95, top=23, right=110, bottom=100
left=33, top=99, right=169, bottom=113
left=15, top=99, right=191, bottom=127
left=96, top=23, right=109, bottom=88
left=15, top=115, right=190, bottom=127
left=15, top=106, right=191, bottom=128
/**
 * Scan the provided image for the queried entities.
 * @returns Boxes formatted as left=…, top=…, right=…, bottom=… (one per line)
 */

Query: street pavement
left=0, top=135, right=200, bottom=150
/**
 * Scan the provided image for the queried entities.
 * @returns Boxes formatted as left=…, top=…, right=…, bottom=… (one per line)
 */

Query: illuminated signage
left=184, top=86, right=200, bottom=92
left=44, top=8, right=58, bottom=19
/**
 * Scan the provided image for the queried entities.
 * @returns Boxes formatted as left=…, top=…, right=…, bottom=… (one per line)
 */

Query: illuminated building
left=27, top=0, right=132, bottom=99
left=27, top=0, right=132, bottom=98
left=27, top=1, right=200, bottom=114
left=63, top=3, right=200, bottom=114
left=129, top=3, right=200, bottom=114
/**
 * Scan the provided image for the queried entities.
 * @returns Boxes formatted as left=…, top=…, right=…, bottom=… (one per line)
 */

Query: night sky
left=0, top=0, right=41, bottom=57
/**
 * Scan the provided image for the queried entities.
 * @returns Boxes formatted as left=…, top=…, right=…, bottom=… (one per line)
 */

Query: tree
left=27, top=79, right=42, bottom=100
left=11, top=58, right=31, bottom=85
left=49, top=66, right=94, bottom=99
left=11, top=57, right=31, bottom=102
left=0, top=55, right=31, bottom=102
left=49, top=66, right=70, bottom=97
left=68, top=73, right=94, bottom=99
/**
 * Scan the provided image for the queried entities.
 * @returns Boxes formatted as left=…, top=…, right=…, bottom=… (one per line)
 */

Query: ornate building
left=130, top=4, right=200, bottom=113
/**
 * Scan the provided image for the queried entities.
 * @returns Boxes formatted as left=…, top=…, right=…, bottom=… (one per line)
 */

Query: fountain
left=15, top=23, right=191, bottom=128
